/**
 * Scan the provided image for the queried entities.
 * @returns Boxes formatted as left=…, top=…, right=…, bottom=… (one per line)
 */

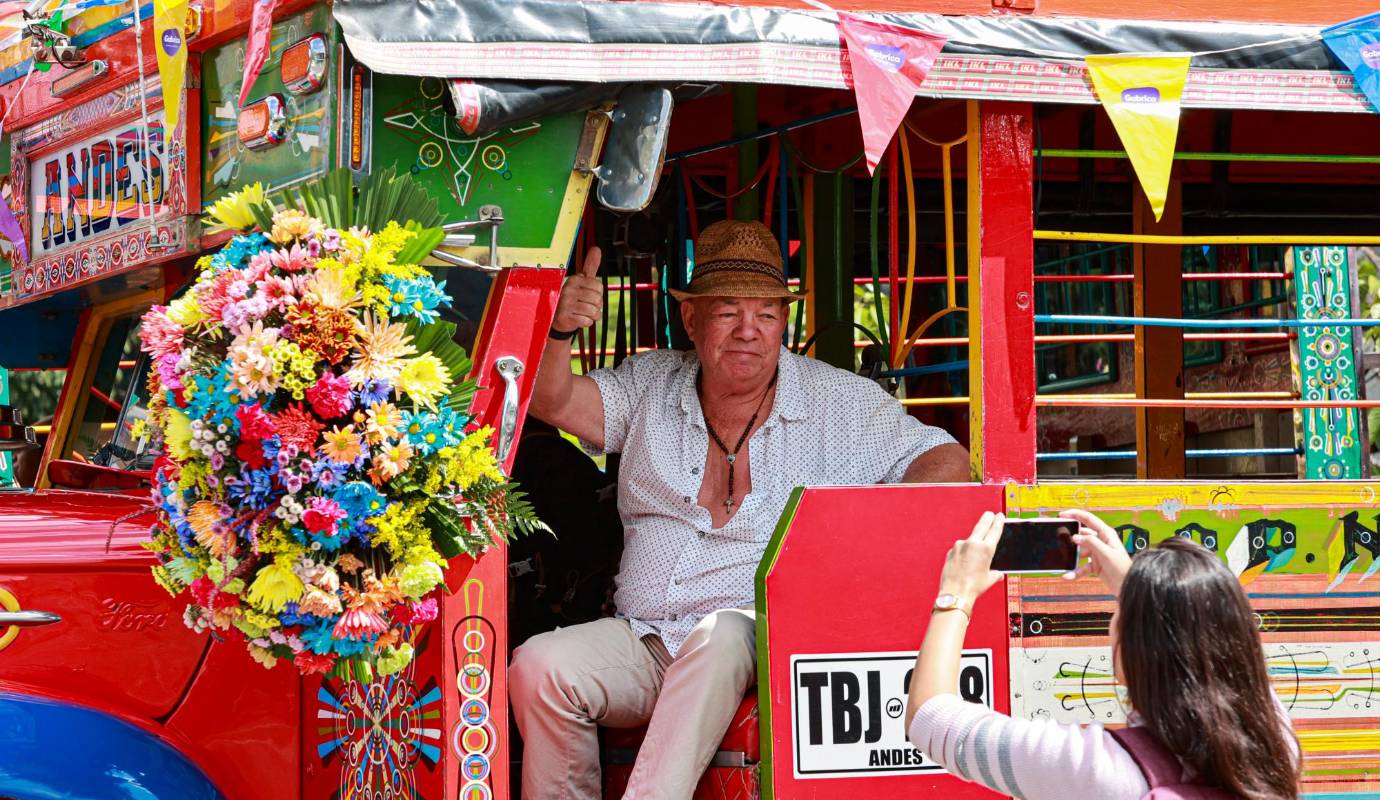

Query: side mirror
left=594, top=86, right=673, bottom=213
left=0, top=405, right=37, bottom=453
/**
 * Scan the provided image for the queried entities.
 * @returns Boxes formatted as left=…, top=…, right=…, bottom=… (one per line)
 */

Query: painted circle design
left=1316, top=333, right=1340, bottom=360
left=461, top=723, right=489, bottom=754
left=463, top=753, right=491, bottom=781
left=1323, top=459, right=1346, bottom=479
left=460, top=782, right=493, bottom=800
left=419, top=141, right=444, bottom=168
left=481, top=145, right=507, bottom=171
left=459, top=663, right=489, bottom=697
left=461, top=697, right=488, bottom=726
left=421, top=77, right=445, bottom=99
left=462, top=628, right=485, bottom=653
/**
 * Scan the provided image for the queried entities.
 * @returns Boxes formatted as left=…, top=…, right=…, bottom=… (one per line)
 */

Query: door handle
left=0, top=610, right=61, bottom=627
left=494, top=356, right=525, bottom=470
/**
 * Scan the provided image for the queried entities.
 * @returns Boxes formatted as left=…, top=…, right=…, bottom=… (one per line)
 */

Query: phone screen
left=992, top=518, right=1078, bottom=573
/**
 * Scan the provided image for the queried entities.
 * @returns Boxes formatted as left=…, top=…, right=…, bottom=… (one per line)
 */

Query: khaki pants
left=509, top=609, right=756, bottom=800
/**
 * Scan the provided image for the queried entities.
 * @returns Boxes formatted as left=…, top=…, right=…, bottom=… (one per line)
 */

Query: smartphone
left=992, top=517, right=1079, bottom=574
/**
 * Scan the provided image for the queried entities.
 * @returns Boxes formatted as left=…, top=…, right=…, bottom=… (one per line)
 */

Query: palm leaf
left=355, top=166, right=444, bottom=231
left=395, top=222, right=445, bottom=266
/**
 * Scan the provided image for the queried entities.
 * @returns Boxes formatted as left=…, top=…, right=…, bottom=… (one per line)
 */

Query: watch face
left=935, top=593, right=958, bottom=609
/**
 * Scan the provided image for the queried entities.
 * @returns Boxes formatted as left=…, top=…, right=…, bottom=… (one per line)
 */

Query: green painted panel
left=369, top=74, right=590, bottom=262
left=1291, top=245, right=1363, bottom=480
left=201, top=6, right=335, bottom=206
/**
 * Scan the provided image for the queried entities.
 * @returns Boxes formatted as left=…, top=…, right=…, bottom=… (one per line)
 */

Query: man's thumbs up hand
left=553, top=247, right=604, bottom=335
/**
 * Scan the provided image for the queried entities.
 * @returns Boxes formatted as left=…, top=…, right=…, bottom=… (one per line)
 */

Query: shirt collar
left=677, top=346, right=809, bottom=427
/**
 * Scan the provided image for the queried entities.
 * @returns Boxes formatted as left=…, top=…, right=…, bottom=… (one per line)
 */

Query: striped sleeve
left=909, top=694, right=1150, bottom=800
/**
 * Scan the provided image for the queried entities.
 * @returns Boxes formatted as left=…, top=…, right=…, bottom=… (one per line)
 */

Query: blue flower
left=311, top=460, right=348, bottom=490
left=334, top=481, right=386, bottom=519
left=382, top=274, right=451, bottom=324
left=278, top=603, right=317, bottom=627
left=358, top=379, right=392, bottom=407
left=300, top=619, right=343, bottom=654
left=226, top=467, right=275, bottom=510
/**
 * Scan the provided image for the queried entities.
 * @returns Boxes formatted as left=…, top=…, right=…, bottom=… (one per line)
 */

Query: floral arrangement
left=138, top=171, right=543, bottom=679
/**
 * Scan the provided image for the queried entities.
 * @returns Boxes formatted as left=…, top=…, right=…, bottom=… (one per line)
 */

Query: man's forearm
left=529, top=336, right=577, bottom=424
left=901, top=443, right=972, bottom=483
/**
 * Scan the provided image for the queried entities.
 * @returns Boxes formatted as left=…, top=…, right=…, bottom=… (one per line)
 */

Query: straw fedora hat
left=669, top=220, right=805, bottom=302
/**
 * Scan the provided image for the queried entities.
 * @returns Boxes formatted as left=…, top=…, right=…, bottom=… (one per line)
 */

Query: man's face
left=683, top=296, right=788, bottom=386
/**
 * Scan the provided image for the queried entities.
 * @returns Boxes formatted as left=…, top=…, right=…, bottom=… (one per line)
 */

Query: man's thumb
left=581, top=246, right=602, bottom=278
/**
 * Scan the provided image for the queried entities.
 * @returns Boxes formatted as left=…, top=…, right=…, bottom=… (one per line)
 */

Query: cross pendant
left=726, top=454, right=736, bottom=464
left=724, top=498, right=735, bottom=510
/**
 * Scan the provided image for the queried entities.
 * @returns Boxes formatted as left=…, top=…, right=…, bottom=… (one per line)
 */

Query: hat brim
left=668, top=277, right=806, bottom=303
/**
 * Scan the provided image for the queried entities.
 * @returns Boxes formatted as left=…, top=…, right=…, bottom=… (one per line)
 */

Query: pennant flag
left=238, top=0, right=276, bottom=109
left=837, top=13, right=947, bottom=174
left=1323, top=13, right=1380, bottom=114
left=1085, top=54, right=1190, bottom=222
left=153, top=0, right=187, bottom=134
left=0, top=153, right=28, bottom=266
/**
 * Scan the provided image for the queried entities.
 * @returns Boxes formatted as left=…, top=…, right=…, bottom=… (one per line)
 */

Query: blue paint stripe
left=317, top=737, right=345, bottom=758
left=419, top=742, right=442, bottom=763
left=416, top=685, right=443, bottom=708
left=317, top=686, right=345, bottom=711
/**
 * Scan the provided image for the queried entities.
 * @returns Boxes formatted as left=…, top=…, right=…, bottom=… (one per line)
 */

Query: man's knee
left=510, top=631, right=565, bottom=706
left=681, top=609, right=756, bottom=671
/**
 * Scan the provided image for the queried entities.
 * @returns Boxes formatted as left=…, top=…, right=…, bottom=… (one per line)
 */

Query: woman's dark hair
left=1117, top=537, right=1300, bottom=800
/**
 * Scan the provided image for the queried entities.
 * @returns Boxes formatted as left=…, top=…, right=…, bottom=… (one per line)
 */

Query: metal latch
left=493, top=356, right=525, bottom=470
left=430, top=204, right=504, bottom=272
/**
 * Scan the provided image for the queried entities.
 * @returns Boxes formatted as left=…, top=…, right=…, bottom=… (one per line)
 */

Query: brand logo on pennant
left=161, top=28, right=181, bottom=57
left=1361, top=43, right=1380, bottom=69
left=864, top=43, right=906, bottom=73
left=1120, top=87, right=1161, bottom=104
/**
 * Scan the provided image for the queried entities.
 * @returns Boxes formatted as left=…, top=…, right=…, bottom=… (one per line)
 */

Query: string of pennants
left=805, top=0, right=1380, bottom=222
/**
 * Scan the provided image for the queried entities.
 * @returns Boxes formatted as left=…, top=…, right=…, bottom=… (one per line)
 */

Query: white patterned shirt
left=582, top=347, right=957, bottom=655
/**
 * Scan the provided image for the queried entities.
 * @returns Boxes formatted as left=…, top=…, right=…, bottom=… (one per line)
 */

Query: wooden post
left=969, top=101, right=1036, bottom=484
left=811, top=170, right=855, bottom=370
left=1133, top=178, right=1186, bottom=479
left=732, top=85, right=760, bottom=222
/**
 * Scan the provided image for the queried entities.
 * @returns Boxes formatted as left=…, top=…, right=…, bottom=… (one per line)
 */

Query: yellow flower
left=375, top=643, right=415, bottom=677
left=372, top=439, right=414, bottom=483
left=164, top=408, right=194, bottom=460
left=246, top=559, right=304, bottom=613
left=248, top=645, right=279, bottom=669
left=397, top=354, right=450, bottom=409
left=364, top=402, right=403, bottom=445
left=166, top=295, right=206, bottom=326
left=398, top=561, right=443, bottom=597
left=303, top=265, right=362, bottom=309
left=205, top=183, right=265, bottom=232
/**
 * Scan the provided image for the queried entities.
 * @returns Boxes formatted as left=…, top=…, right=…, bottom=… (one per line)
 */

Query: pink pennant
left=838, top=13, right=947, bottom=174
left=238, top=0, right=277, bottom=109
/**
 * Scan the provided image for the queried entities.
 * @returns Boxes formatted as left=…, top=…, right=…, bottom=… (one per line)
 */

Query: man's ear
left=680, top=298, right=697, bottom=339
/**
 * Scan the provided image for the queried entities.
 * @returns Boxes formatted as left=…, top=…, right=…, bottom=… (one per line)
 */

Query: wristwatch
left=932, top=592, right=971, bottom=621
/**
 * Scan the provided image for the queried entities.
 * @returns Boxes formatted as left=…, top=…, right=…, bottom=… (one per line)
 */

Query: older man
left=514, top=220, right=969, bottom=799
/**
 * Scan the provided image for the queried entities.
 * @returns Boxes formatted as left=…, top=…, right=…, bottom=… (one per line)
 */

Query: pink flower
left=156, top=352, right=184, bottom=391
left=305, top=372, right=353, bottom=419
left=270, top=243, right=313, bottom=273
left=302, top=496, right=346, bottom=536
left=235, top=403, right=275, bottom=441
left=139, top=306, right=184, bottom=359
left=332, top=607, right=389, bottom=639
left=259, top=275, right=297, bottom=311
left=393, top=597, right=437, bottom=624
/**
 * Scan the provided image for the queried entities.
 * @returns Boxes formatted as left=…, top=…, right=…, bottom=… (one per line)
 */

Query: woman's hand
left=937, top=510, right=1006, bottom=606
left=1062, top=508, right=1133, bottom=595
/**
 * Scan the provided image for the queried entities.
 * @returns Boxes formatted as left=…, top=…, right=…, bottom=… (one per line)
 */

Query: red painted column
left=448, top=266, right=564, bottom=800
left=969, top=101, right=1036, bottom=484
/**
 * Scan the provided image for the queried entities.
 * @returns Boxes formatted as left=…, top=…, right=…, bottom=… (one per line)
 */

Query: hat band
left=691, top=258, right=787, bottom=287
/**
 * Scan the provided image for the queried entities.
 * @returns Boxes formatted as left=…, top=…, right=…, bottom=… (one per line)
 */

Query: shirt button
left=683, top=496, right=691, bottom=503
left=673, top=577, right=683, bottom=585
left=668, top=614, right=679, bottom=622
left=690, top=467, right=699, bottom=475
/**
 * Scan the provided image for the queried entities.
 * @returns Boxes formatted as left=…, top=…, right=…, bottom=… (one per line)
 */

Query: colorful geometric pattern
left=1007, top=482, right=1380, bottom=797
left=316, top=666, right=444, bottom=800
left=451, top=579, right=498, bottom=800
left=1292, top=246, right=1363, bottom=480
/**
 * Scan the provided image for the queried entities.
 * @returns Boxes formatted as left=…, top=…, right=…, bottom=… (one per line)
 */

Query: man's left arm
left=899, top=442, right=971, bottom=483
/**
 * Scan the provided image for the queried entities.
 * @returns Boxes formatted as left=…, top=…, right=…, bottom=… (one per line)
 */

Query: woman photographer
left=905, top=510, right=1299, bottom=800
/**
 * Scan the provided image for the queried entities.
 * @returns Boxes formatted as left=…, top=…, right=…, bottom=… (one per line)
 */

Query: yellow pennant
left=1084, top=54, right=1191, bottom=222
left=153, top=0, right=189, bottom=134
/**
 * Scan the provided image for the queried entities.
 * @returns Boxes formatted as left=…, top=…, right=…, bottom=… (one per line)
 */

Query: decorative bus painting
left=0, top=1, right=1377, bottom=800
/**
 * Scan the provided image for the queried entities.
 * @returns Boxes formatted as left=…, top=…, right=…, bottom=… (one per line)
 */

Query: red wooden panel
left=759, top=484, right=1007, bottom=799
left=975, top=102, right=1035, bottom=485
